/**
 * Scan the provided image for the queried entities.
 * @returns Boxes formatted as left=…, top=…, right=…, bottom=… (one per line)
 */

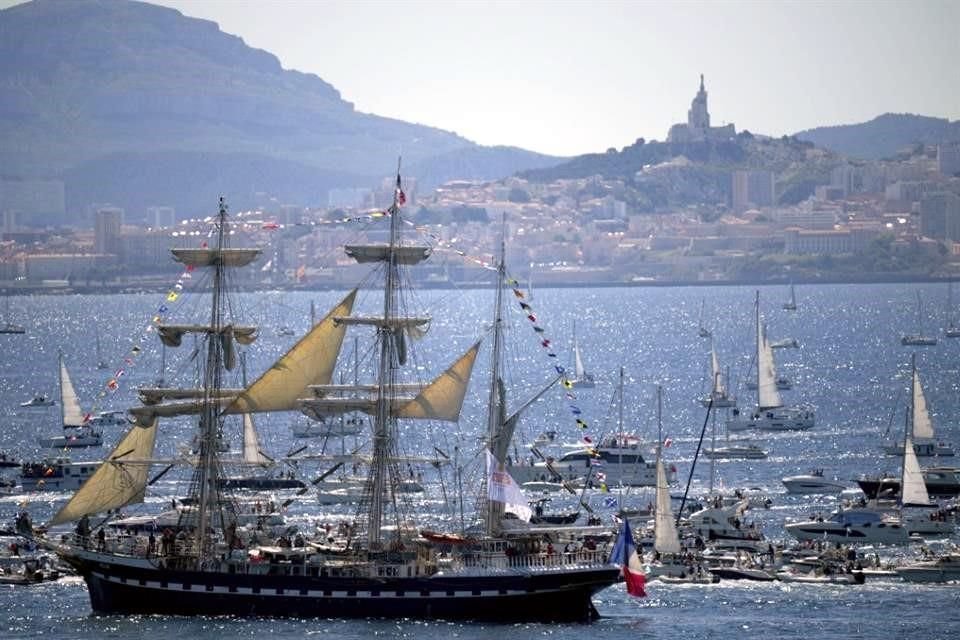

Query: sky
left=9, top=0, right=960, bottom=157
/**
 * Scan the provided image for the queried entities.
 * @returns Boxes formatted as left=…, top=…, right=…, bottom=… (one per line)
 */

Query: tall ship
left=726, top=292, right=814, bottom=432
left=41, top=183, right=619, bottom=620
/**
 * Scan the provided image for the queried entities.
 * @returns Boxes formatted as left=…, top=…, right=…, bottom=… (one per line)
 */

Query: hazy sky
left=11, top=0, right=960, bottom=156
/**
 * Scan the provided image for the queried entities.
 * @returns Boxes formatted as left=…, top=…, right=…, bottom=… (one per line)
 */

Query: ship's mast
left=194, top=197, right=230, bottom=564
left=484, top=216, right=507, bottom=536
left=367, top=169, right=403, bottom=549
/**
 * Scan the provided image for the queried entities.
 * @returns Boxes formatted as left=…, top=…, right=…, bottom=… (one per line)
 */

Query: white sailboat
left=569, top=321, right=595, bottom=388
left=699, top=341, right=736, bottom=408
left=901, top=291, right=937, bottom=346
left=882, top=356, right=954, bottom=456
left=697, top=299, right=711, bottom=338
left=727, top=292, right=814, bottom=432
left=0, top=296, right=25, bottom=334
left=95, top=329, right=108, bottom=370
left=37, top=352, right=103, bottom=448
left=945, top=281, right=960, bottom=338
left=782, top=283, right=797, bottom=311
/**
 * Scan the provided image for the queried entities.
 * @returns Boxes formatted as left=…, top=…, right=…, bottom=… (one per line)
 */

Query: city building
left=146, top=206, right=176, bottom=228
left=94, top=207, right=124, bottom=255
left=938, top=143, right=960, bottom=178
left=732, top=170, right=775, bottom=211
left=920, top=191, right=960, bottom=241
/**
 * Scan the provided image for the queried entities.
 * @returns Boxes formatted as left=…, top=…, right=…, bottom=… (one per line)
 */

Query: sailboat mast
left=58, top=351, right=66, bottom=429
left=754, top=291, right=761, bottom=408
left=484, top=217, right=507, bottom=536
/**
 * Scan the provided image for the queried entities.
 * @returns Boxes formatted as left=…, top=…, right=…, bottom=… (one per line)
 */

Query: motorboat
left=38, top=429, right=103, bottom=448
left=782, top=469, right=847, bottom=494
left=895, top=552, right=960, bottom=583
left=20, top=394, right=54, bottom=407
left=686, top=499, right=766, bottom=550
left=703, top=444, right=767, bottom=460
left=86, top=411, right=129, bottom=428
left=784, top=509, right=910, bottom=545
left=19, top=457, right=100, bottom=492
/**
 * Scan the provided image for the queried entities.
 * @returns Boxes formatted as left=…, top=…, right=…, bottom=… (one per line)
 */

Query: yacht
left=784, top=509, right=910, bottom=545
left=858, top=467, right=960, bottom=499
left=781, top=469, right=847, bottom=494
left=895, top=552, right=960, bottom=583
left=20, top=394, right=54, bottom=407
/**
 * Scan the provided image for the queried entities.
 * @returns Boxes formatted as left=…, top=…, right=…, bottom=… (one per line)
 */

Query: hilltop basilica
left=667, top=75, right=736, bottom=143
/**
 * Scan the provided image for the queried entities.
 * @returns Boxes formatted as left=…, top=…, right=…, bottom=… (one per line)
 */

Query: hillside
left=0, top=0, right=560, bottom=216
left=794, top=113, right=960, bottom=159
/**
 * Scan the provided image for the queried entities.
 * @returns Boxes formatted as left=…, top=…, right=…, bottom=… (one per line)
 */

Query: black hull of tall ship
left=64, top=555, right=619, bottom=622
left=218, top=477, right=306, bottom=490
left=858, top=476, right=960, bottom=499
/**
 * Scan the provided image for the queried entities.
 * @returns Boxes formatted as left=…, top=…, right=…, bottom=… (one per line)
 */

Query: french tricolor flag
left=608, top=517, right=647, bottom=597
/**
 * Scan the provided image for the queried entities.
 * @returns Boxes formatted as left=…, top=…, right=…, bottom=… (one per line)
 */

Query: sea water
left=1, top=283, right=959, bottom=639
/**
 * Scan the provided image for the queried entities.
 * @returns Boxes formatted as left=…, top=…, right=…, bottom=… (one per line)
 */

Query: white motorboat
left=726, top=292, right=814, bottom=433
left=86, top=410, right=129, bottom=428
left=686, top=499, right=766, bottom=550
left=784, top=509, right=910, bottom=545
left=895, top=552, right=960, bottom=583
left=782, top=469, right=847, bottom=494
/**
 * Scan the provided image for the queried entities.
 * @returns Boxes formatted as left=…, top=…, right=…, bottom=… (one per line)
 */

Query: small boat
left=0, top=451, right=19, bottom=468
left=769, top=338, right=800, bottom=349
left=697, top=300, right=711, bottom=338
left=21, top=394, right=54, bottom=407
left=782, top=469, right=847, bottom=494
left=895, top=552, right=960, bottom=583
left=704, top=444, right=767, bottom=460
left=699, top=341, right=736, bottom=408
left=569, top=321, right=595, bottom=388
left=782, top=283, right=798, bottom=311
left=86, top=411, right=129, bottom=428
left=901, top=291, right=937, bottom=346
left=0, top=298, right=26, bottom=334
left=775, top=569, right=864, bottom=584
left=945, top=282, right=960, bottom=338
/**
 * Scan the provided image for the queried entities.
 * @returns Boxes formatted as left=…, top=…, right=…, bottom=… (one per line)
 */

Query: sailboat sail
left=756, top=322, right=782, bottom=410
left=397, top=341, right=481, bottom=421
left=49, top=418, right=159, bottom=525
left=710, top=346, right=724, bottom=396
left=902, top=436, right=931, bottom=507
left=911, top=368, right=934, bottom=440
left=654, top=457, right=681, bottom=555
left=242, top=414, right=269, bottom=465
left=574, top=339, right=586, bottom=379
left=60, top=355, right=86, bottom=428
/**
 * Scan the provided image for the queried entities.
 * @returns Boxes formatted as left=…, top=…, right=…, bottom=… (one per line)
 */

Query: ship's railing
left=451, top=548, right=609, bottom=571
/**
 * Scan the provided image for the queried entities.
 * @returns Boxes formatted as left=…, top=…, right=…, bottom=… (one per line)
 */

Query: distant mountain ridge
left=0, top=0, right=561, bottom=217
left=794, top=113, right=960, bottom=159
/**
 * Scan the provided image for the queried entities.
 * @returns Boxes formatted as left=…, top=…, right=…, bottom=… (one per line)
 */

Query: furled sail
left=397, top=341, right=481, bottom=421
left=59, top=355, right=86, bottom=428
left=49, top=418, right=159, bottom=525
left=137, top=388, right=243, bottom=406
left=901, top=436, right=932, bottom=507
left=225, top=289, right=357, bottom=414
left=157, top=325, right=257, bottom=348
left=171, top=247, right=261, bottom=268
left=654, top=456, right=682, bottom=555
left=756, top=322, right=782, bottom=410
left=912, top=369, right=934, bottom=440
